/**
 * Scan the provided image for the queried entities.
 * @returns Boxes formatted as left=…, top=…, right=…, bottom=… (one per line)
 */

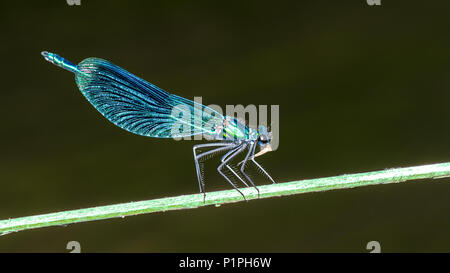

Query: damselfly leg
left=193, top=141, right=274, bottom=200
left=251, top=157, right=276, bottom=184
left=193, top=142, right=235, bottom=198
left=217, top=143, right=248, bottom=200
left=239, top=142, right=261, bottom=197
left=239, top=142, right=276, bottom=185
left=221, top=145, right=249, bottom=188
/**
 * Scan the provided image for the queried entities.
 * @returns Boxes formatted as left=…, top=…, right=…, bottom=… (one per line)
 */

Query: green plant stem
left=1, top=162, right=450, bottom=236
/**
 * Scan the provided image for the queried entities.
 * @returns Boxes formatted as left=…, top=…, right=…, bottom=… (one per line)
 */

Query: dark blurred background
left=0, top=0, right=449, bottom=252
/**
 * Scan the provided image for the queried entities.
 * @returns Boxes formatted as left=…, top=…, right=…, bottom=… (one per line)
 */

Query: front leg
left=239, top=143, right=276, bottom=185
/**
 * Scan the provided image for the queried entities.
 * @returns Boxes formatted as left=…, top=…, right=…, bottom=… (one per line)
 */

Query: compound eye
left=258, top=135, right=269, bottom=144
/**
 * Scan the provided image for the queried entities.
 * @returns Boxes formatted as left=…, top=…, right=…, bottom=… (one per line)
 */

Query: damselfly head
left=255, top=125, right=273, bottom=157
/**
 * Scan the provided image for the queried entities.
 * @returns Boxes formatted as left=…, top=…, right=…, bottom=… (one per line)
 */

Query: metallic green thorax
left=219, top=117, right=258, bottom=141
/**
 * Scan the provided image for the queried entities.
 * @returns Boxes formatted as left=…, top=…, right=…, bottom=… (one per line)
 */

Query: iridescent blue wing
left=75, top=58, right=224, bottom=138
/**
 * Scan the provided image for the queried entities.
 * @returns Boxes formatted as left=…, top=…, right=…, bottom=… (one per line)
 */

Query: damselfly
left=41, top=51, right=275, bottom=199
